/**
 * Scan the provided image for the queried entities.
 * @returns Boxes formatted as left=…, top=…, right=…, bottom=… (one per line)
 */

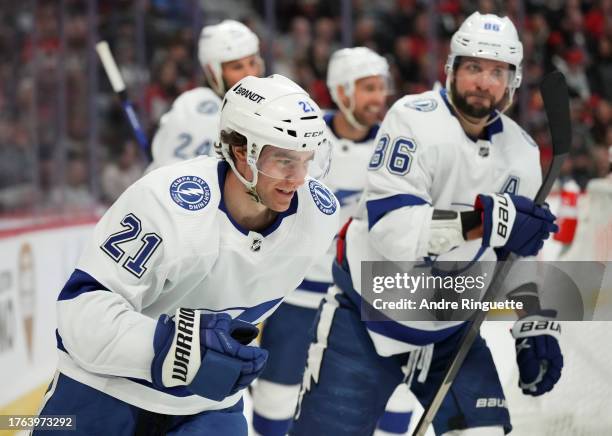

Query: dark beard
left=450, top=80, right=497, bottom=119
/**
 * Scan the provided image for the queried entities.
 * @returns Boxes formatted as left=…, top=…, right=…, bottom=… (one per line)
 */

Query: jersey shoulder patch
left=404, top=97, right=438, bottom=112
left=399, top=90, right=440, bottom=113
left=307, top=179, right=338, bottom=215
left=172, top=87, right=221, bottom=118
left=169, top=175, right=212, bottom=211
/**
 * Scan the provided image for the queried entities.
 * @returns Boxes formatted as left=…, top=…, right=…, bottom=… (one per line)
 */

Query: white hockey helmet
left=445, top=12, right=523, bottom=98
left=326, top=47, right=390, bottom=129
left=219, top=74, right=330, bottom=193
left=198, top=20, right=261, bottom=96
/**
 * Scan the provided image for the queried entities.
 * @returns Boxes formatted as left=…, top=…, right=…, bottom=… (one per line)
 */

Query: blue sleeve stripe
left=297, top=279, right=332, bottom=294
left=253, top=413, right=292, bottom=435
left=236, top=298, right=283, bottom=323
left=365, top=320, right=464, bottom=345
left=366, top=194, right=430, bottom=229
left=333, top=260, right=465, bottom=345
left=377, top=410, right=413, bottom=434
left=126, top=377, right=194, bottom=397
left=334, top=189, right=361, bottom=207
left=56, top=329, right=67, bottom=353
left=58, top=269, right=110, bottom=301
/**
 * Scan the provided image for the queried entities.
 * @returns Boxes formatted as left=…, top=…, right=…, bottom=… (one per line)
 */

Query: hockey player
left=35, top=75, right=339, bottom=436
left=251, top=47, right=415, bottom=436
left=147, top=20, right=262, bottom=171
left=291, top=12, right=562, bottom=436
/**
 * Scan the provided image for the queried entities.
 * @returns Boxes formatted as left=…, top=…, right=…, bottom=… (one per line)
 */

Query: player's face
left=352, top=75, right=388, bottom=127
left=222, top=54, right=262, bottom=88
left=452, top=57, right=511, bottom=119
left=255, top=146, right=312, bottom=212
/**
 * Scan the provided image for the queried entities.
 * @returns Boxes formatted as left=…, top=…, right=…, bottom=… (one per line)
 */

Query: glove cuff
left=476, top=193, right=516, bottom=248
left=160, top=308, right=202, bottom=387
left=511, top=315, right=561, bottom=340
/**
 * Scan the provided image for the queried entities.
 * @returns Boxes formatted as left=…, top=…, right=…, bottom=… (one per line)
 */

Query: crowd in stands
left=0, top=0, right=609, bottom=214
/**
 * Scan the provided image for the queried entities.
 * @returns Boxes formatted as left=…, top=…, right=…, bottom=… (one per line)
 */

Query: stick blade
left=540, top=71, right=571, bottom=157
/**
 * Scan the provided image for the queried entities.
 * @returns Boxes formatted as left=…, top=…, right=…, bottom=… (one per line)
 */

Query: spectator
left=101, top=140, right=144, bottom=204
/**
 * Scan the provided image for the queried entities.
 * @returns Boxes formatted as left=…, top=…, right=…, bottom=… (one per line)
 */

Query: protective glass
left=256, top=142, right=331, bottom=182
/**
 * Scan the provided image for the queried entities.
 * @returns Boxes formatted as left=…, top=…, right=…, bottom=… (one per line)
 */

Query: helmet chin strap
left=221, top=144, right=263, bottom=203
left=338, top=94, right=369, bottom=131
left=445, top=74, right=515, bottom=129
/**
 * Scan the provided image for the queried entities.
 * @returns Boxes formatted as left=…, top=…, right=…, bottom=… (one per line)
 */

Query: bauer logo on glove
left=475, top=193, right=559, bottom=257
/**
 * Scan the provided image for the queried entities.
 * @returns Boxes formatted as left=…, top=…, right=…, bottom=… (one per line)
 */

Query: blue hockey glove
left=151, top=309, right=268, bottom=401
left=511, top=315, right=563, bottom=396
left=475, top=193, right=558, bottom=257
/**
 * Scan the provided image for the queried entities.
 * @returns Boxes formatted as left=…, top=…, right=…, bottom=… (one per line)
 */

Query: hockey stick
left=412, top=71, right=571, bottom=436
left=95, top=41, right=150, bottom=152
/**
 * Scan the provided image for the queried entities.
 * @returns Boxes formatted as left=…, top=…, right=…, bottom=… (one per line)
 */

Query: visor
left=256, top=141, right=331, bottom=182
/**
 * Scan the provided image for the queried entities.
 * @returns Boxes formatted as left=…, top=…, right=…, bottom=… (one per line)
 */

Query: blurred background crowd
left=0, top=0, right=610, bottom=215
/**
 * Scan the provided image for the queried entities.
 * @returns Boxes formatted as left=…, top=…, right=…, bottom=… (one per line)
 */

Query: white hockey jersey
left=343, top=89, right=542, bottom=356
left=284, top=111, right=380, bottom=308
left=55, top=157, right=339, bottom=414
left=147, top=87, right=221, bottom=172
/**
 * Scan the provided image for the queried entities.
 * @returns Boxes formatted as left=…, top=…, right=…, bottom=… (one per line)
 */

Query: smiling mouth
left=276, top=188, right=294, bottom=196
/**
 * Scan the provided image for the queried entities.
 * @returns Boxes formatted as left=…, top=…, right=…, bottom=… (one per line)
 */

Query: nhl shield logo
left=251, top=238, right=262, bottom=252
left=308, top=180, right=337, bottom=215
left=169, top=176, right=211, bottom=211
left=479, top=146, right=490, bottom=157
left=405, top=98, right=438, bottom=112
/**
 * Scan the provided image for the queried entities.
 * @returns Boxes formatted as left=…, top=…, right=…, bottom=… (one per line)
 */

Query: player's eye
left=492, top=68, right=505, bottom=78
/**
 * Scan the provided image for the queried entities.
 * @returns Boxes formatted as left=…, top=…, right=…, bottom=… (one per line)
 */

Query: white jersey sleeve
left=148, top=87, right=222, bottom=171
left=57, top=167, right=219, bottom=381
left=363, top=102, right=436, bottom=262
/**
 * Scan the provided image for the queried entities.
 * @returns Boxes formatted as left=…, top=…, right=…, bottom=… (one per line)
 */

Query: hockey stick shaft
left=95, top=41, right=149, bottom=152
left=412, top=71, right=571, bottom=436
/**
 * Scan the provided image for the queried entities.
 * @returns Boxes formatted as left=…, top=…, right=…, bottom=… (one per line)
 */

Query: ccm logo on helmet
left=233, top=84, right=266, bottom=103
left=304, top=130, right=324, bottom=137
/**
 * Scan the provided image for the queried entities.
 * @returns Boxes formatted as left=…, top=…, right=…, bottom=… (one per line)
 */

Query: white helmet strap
left=221, top=142, right=262, bottom=202
left=205, top=55, right=265, bottom=98
left=204, top=64, right=224, bottom=97
left=336, top=85, right=368, bottom=131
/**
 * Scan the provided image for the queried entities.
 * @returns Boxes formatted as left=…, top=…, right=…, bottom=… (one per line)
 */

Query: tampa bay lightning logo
left=308, top=180, right=337, bottom=215
left=197, top=100, right=219, bottom=114
left=169, top=176, right=211, bottom=211
left=405, top=98, right=438, bottom=112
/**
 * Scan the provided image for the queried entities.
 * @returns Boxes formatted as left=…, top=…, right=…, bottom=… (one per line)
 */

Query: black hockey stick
left=96, top=41, right=150, bottom=153
left=412, top=71, right=571, bottom=436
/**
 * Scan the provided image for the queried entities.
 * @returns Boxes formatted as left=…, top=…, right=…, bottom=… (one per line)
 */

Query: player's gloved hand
left=475, top=193, right=558, bottom=257
left=151, top=309, right=268, bottom=401
left=511, top=314, right=563, bottom=396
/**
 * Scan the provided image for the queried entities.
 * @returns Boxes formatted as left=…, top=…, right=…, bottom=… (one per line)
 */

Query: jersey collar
left=217, top=161, right=299, bottom=237
left=439, top=88, right=503, bottom=143
left=323, top=111, right=380, bottom=143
